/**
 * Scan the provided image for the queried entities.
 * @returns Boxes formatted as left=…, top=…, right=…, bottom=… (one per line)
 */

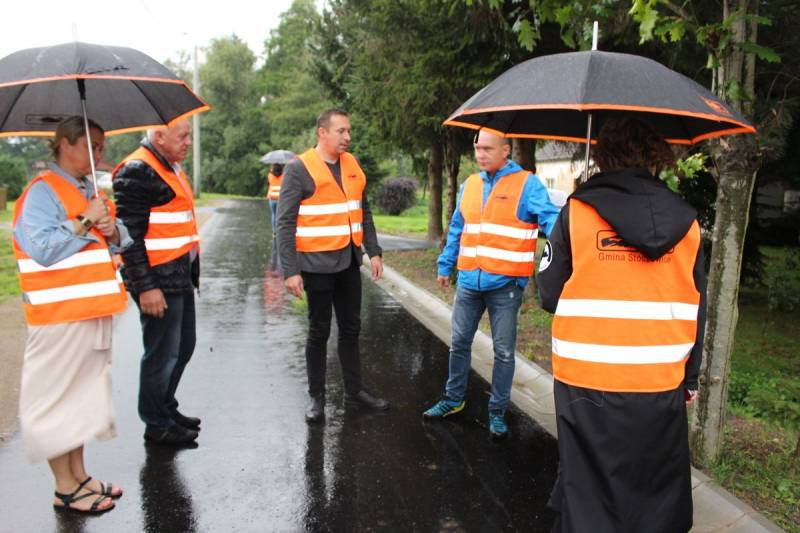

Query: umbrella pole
left=582, top=113, right=592, bottom=182
left=77, top=79, right=99, bottom=196
left=582, top=21, right=600, bottom=183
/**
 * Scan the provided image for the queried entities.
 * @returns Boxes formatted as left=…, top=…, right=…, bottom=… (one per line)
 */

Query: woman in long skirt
left=13, top=116, right=132, bottom=514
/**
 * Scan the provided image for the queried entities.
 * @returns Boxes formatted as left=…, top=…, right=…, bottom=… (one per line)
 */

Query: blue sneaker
left=423, top=397, right=465, bottom=419
left=489, top=410, right=508, bottom=439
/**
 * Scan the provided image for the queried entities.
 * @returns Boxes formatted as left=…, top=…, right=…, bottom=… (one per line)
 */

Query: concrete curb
left=369, top=262, right=785, bottom=533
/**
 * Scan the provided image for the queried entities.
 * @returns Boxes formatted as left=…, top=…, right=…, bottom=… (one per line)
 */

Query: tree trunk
left=427, top=140, right=444, bottom=242
left=690, top=135, right=759, bottom=467
left=688, top=0, right=761, bottom=468
left=443, top=140, right=461, bottom=244
left=512, top=138, right=537, bottom=172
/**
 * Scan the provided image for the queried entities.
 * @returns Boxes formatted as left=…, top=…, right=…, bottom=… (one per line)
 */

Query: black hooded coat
left=536, top=168, right=706, bottom=533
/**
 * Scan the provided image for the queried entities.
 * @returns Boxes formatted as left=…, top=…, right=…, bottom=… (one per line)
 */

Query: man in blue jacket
left=423, top=130, right=559, bottom=439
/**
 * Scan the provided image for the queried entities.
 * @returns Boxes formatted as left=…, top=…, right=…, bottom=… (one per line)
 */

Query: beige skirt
left=18, top=316, right=117, bottom=463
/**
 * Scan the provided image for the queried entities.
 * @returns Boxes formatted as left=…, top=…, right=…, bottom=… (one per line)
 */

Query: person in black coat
left=537, top=117, right=706, bottom=533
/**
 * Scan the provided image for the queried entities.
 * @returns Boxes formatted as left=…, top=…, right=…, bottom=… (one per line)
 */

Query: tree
left=0, top=153, right=28, bottom=199
left=199, top=36, right=269, bottom=195
left=629, top=0, right=791, bottom=468
left=259, top=0, right=333, bottom=154
left=318, top=0, right=525, bottom=240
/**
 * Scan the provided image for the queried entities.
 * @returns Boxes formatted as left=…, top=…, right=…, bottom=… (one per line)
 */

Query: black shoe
left=144, top=424, right=198, bottom=445
left=345, top=390, right=389, bottom=411
left=174, top=411, right=201, bottom=430
left=305, top=396, right=325, bottom=423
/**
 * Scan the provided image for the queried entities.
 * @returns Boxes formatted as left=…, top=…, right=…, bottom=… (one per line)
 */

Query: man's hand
left=370, top=256, right=383, bottom=281
left=284, top=274, right=304, bottom=297
left=437, top=275, right=450, bottom=290
left=139, top=288, right=167, bottom=318
left=684, top=388, right=699, bottom=406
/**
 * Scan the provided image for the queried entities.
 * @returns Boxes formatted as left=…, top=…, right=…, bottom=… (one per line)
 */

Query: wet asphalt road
left=0, top=199, right=558, bottom=532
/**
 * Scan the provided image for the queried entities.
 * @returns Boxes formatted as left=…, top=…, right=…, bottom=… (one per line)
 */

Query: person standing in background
left=267, top=163, right=284, bottom=273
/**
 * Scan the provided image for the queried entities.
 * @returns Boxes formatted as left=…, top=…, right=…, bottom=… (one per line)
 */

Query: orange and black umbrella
left=0, top=41, right=210, bottom=192
left=445, top=49, right=755, bottom=177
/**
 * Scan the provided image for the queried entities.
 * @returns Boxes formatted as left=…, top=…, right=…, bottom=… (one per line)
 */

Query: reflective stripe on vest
left=456, top=171, right=538, bottom=276
left=267, top=172, right=281, bottom=200
left=115, top=147, right=200, bottom=266
left=12, top=172, right=127, bottom=326
left=551, top=198, right=701, bottom=392
left=295, top=149, right=365, bottom=252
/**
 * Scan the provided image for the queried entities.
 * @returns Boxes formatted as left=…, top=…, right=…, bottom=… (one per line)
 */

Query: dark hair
left=592, top=117, right=675, bottom=173
left=271, top=163, right=284, bottom=176
left=49, top=116, right=104, bottom=159
left=316, top=108, right=349, bottom=131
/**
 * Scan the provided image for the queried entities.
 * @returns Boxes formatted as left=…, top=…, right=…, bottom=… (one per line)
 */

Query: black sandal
left=53, top=483, right=114, bottom=514
left=80, top=476, right=123, bottom=499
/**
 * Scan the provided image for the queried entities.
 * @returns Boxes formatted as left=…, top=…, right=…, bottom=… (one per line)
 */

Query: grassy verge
left=383, top=245, right=799, bottom=530
left=373, top=199, right=444, bottom=239
left=194, top=192, right=253, bottom=207
left=0, top=201, right=18, bottom=304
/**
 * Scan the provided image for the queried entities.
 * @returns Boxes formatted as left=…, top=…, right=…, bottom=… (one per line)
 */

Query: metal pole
left=78, top=79, right=99, bottom=196
left=582, top=21, right=600, bottom=183
left=193, top=46, right=201, bottom=198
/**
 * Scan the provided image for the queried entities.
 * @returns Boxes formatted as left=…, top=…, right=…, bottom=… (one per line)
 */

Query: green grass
left=373, top=199, right=444, bottom=238
left=0, top=230, right=18, bottom=304
left=0, top=200, right=14, bottom=224
left=194, top=192, right=253, bottom=207
left=0, top=201, right=18, bottom=304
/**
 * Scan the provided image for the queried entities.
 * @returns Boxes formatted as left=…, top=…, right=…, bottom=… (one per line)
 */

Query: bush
left=374, top=176, right=418, bottom=215
left=0, top=154, right=28, bottom=200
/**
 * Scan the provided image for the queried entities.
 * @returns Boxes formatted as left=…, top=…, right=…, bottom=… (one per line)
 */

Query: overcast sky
left=0, top=0, right=306, bottom=65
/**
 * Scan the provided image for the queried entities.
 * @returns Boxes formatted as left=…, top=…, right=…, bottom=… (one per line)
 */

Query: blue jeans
left=269, top=199, right=281, bottom=272
left=137, top=291, right=196, bottom=428
left=445, top=283, right=523, bottom=413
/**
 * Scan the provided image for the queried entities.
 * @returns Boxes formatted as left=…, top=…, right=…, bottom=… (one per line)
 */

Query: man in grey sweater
left=277, top=108, right=388, bottom=423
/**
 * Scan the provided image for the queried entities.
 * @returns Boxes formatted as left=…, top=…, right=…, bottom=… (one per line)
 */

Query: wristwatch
left=76, top=214, right=93, bottom=230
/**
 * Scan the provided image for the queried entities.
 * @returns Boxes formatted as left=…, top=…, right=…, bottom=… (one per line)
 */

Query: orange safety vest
left=456, top=171, right=539, bottom=277
left=295, top=148, right=365, bottom=252
left=115, top=147, right=200, bottom=267
left=551, top=199, right=701, bottom=392
left=267, top=172, right=281, bottom=201
left=12, top=171, right=127, bottom=326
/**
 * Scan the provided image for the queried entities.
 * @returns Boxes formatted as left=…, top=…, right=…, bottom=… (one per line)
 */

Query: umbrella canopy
left=0, top=41, right=210, bottom=137
left=444, top=50, right=755, bottom=145
left=260, top=150, right=295, bottom=165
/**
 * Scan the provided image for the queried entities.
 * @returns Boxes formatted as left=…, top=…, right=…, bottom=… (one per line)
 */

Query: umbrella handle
left=78, top=79, right=99, bottom=197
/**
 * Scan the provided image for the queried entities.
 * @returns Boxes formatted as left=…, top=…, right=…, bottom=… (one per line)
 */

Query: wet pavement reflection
left=0, top=199, right=557, bottom=532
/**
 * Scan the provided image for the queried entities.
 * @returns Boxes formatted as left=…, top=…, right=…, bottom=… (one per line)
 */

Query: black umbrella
left=260, top=149, right=295, bottom=165
left=445, top=45, right=756, bottom=179
left=0, top=41, right=210, bottom=192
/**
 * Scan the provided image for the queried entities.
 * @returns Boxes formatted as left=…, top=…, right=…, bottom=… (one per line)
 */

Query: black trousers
left=301, top=261, right=363, bottom=397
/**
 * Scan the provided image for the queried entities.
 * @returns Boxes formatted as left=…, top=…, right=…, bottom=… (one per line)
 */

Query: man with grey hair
left=113, top=120, right=202, bottom=445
